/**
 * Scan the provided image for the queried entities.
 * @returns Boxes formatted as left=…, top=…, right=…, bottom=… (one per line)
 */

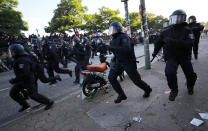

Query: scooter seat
left=86, top=63, right=107, bottom=72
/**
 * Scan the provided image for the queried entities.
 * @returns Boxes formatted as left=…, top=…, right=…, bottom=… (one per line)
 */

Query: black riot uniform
left=62, top=41, right=70, bottom=67
left=188, top=16, right=204, bottom=59
left=69, top=36, right=86, bottom=84
left=45, top=43, right=72, bottom=84
left=81, top=36, right=91, bottom=65
left=29, top=51, right=61, bottom=84
left=152, top=10, right=197, bottom=101
left=107, top=22, right=152, bottom=103
left=8, top=44, right=53, bottom=112
left=96, top=38, right=110, bottom=66
left=33, top=45, right=44, bottom=64
left=15, top=41, right=61, bottom=84
left=91, top=38, right=97, bottom=58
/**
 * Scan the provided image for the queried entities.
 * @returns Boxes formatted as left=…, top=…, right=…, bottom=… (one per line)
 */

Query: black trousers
left=193, top=40, right=199, bottom=57
left=75, top=61, right=86, bottom=81
left=10, top=83, right=51, bottom=106
left=165, top=59, right=197, bottom=91
left=47, top=61, right=71, bottom=79
left=36, top=64, right=53, bottom=83
left=108, top=62, right=150, bottom=96
left=85, top=54, right=91, bottom=65
left=63, top=52, right=69, bottom=67
left=91, top=50, right=97, bottom=58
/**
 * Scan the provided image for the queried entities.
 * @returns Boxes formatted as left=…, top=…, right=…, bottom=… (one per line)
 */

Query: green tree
left=0, top=0, right=28, bottom=36
left=147, top=13, right=168, bottom=30
left=81, top=13, right=104, bottom=34
left=82, top=6, right=124, bottom=34
left=45, top=0, right=87, bottom=34
left=129, top=12, right=141, bottom=33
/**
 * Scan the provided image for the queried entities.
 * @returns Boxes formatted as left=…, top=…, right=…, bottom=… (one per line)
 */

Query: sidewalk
left=1, top=40, right=208, bottom=131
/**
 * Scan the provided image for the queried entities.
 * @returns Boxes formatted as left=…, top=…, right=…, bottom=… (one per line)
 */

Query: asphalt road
left=0, top=44, right=154, bottom=125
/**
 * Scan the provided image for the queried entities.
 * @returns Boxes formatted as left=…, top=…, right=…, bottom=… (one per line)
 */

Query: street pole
left=121, top=0, right=131, bottom=37
left=36, top=28, right=39, bottom=36
left=139, top=0, right=151, bottom=69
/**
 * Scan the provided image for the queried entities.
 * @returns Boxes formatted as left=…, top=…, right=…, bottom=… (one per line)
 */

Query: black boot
left=169, top=90, right=178, bottom=101
left=45, top=101, right=54, bottom=110
left=55, top=75, right=62, bottom=81
left=187, top=74, right=197, bottom=95
left=49, top=80, right=57, bottom=85
left=114, top=94, right=127, bottom=104
left=18, top=104, right=30, bottom=112
left=188, top=88, right=194, bottom=95
left=143, top=87, right=152, bottom=98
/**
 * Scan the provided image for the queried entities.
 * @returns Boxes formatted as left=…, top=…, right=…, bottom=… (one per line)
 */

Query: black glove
left=9, top=78, right=15, bottom=84
left=163, top=37, right=175, bottom=44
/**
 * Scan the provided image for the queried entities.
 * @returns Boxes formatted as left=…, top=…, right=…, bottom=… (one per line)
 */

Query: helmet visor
left=109, top=26, right=117, bottom=36
left=169, top=15, right=186, bottom=25
left=189, top=18, right=194, bottom=23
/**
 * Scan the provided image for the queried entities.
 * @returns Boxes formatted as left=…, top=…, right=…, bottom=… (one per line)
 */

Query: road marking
left=0, top=88, right=9, bottom=92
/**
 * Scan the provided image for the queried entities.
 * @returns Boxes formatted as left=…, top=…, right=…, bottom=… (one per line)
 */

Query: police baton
left=150, top=57, right=155, bottom=62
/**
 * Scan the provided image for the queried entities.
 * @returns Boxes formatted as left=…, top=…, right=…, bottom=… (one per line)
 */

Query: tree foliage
left=0, top=0, right=28, bottom=36
left=147, top=13, right=168, bottom=30
left=45, top=0, right=88, bottom=34
left=82, top=6, right=124, bottom=34
left=129, top=12, right=141, bottom=33
left=46, top=1, right=168, bottom=34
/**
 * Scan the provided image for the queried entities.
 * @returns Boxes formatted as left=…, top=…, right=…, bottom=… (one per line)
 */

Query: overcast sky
left=17, top=0, right=208, bottom=36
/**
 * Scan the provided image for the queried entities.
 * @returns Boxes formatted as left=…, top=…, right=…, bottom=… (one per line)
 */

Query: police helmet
left=169, top=10, right=186, bottom=25
left=96, top=38, right=103, bottom=44
left=72, top=36, right=80, bottom=45
left=8, top=44, right=27, bottom=57
left=188, top=16, right=196, bottom=24
left=81, top=36, right=88, bottom=44
left=109, top=21, right=123, bottom=36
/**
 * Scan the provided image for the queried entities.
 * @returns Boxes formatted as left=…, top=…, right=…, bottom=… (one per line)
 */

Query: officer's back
left=110, top=33, right=136, bottom=64
left=9, top=44, right=35, bottom=85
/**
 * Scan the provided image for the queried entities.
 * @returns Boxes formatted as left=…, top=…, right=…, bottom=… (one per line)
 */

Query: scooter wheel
left=82, top=80, right=98, bottom=97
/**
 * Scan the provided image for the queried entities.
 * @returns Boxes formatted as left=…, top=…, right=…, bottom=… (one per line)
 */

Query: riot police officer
left=62, top=40, right=70, bottom=67
left=188, top=16, right=204, bottom=59
left=107, top=22, right=152, bottom=103
left=9, top=44, right=54, bottom=112
left=81, top=36, right=91, bottom=65
left=33, top=44, right=44, bottom=64
left=69, top=36, right=86, bottom=84
left=96, top=38, right=110, bottom=66
left=152, top=10, right=197, bottom=101
left=91, top=38, right=97, bottom=58
left=45, top=43, right=72, bottom=85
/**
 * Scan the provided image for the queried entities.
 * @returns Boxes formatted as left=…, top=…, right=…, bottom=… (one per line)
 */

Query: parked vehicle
left=80, top=63, right=111, bottom=97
